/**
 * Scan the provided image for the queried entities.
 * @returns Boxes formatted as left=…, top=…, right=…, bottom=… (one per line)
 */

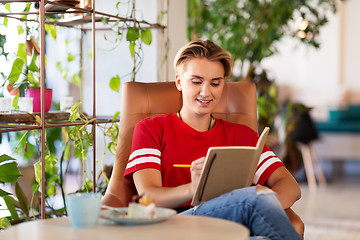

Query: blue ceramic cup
left=65, top=192, right=102, bottom=228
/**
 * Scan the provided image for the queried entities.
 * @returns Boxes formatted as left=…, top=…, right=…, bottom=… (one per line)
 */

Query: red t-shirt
left=125, top=113, right=283, bottom=188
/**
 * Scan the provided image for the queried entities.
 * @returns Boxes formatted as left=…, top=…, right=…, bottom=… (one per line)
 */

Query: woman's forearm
left=133, top=169, right=194, bottom=209
left=265, top=166, right=301, bottom=209
left=138, top=184, right=193, bottom=209
left=272, top=183, right=301, bottom=209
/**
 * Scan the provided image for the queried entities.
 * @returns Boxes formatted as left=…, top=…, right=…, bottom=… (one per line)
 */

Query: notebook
left=191, top=127, right=270, bottom=206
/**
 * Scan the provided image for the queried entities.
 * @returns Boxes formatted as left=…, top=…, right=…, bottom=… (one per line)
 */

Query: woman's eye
left=192, top=81, right=202, bottom=85
left=211, top=82, right=220, bottom=87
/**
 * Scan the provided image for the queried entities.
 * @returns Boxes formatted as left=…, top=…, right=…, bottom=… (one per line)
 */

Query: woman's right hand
left=190, top=157, right=205, bottom=195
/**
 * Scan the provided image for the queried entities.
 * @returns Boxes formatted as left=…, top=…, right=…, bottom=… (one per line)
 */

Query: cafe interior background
left=1, top=0, right=360, bottom=239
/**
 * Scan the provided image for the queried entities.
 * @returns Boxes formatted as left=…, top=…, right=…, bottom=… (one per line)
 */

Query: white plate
left=100, top=207, right=177, bottom=225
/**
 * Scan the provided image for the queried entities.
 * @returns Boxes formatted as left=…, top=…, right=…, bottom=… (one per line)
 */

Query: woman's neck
left=177, top=109, right=214, bottom=132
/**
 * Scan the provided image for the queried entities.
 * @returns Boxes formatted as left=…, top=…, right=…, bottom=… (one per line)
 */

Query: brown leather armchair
left=101, top=81, right=304, bottom=238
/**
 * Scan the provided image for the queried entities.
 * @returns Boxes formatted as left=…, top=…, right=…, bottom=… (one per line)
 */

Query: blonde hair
left=174, top=40, right=233, bottom=79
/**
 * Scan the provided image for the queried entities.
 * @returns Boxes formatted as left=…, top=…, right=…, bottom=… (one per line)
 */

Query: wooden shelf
left=56, top=15, right=104, bottom=27
left=0, top=111, right=71, bottom=124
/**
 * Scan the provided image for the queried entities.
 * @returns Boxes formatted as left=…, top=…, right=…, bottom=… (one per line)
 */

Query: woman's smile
left=196, top=98, right=213, bottom=107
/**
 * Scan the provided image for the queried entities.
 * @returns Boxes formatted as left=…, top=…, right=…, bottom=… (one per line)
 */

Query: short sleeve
left=124, top=119, right=162, bottom=180
left=250, top=134, right=284, bottom=185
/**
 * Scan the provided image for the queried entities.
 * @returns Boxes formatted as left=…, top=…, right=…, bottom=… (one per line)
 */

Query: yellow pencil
left=173, top=164, right=192, bottom=168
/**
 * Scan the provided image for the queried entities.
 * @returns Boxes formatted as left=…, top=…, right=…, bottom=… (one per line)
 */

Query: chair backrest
left=101, top=81, right=258, bottom=207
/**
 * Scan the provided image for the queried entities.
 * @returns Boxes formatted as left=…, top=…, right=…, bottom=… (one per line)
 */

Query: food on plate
left=127, top=194, right=156, bottom=218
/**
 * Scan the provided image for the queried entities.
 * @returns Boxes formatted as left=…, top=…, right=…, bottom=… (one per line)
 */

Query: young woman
left=124, top=40, right=302, bottom=239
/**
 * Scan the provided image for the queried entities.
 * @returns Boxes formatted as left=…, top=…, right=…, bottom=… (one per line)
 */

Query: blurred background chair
left=290, top=109, right=327, bottom=191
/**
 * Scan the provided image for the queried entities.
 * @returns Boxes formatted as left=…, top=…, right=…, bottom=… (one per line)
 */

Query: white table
left=1, top=215, right=249, bottom=240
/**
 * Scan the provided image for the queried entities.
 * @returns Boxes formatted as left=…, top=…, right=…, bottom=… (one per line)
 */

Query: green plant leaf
left=0, top=217, right=11, bottom=229
left=27, top=72, right=39, bottom=88
left=5, top=3, right=11, bottom=12
left=69, top=102, right=81, bottom=122
left=12, top=94, right=19, bottom=109
left=0, top=154, right=15, bottom=163
left=45, top=24, right=56, bottom=40
left=126, top=27, right=140, bottom=41
left=56, top=61, right=62, bottom=71
left=129, top=42, right=135, bottom=58
left=28, top=53, right=39, bottom=72
left=109, top=75, right=120, bottom=92
left=23, top=2, right=31, bottom=12
left=8, top=58, right=24, bottom=85
left=64, top=144, right=71, bottom=160
left=61, top=68, right=69, bottom=80
left=17, top=25, right=24, bottom=35
left=112, top=111, right=120, bottom=121
left=15, top=182, right=29, bottom=217
left=34, top=160, right=41, bottom=185
left=67, top=53, right=75, bottom=62
left=3, top=195, right=19, bottom=221
left=71, top=72, right=81, bottom=86
left=0, top=188, right=12, bottom=197
left=107, top=142, right=117, bottom=155
left=0, top=162, right=22, bottom=183
left=46, top=184, right=56, bottom=196
left=101, top=17, right=108, bottom=25
left=141, top=28, right=152, bottom=45
left=17, top=43, right=27, bottom=62
left=3, top=17, right=8, bottom=28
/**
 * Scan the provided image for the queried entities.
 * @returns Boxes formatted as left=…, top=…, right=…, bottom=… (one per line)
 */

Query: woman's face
left=176, top=57, right=225, bottom=117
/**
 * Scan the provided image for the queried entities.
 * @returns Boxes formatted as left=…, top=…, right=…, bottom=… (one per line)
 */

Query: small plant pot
left=25, top=88, right=53, bottom=113
left=0, top=97, right=12, bottom=114
left=18, top=97, right=33, bottom=113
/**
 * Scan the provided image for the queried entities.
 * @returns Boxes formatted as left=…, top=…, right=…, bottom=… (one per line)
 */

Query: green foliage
left=126, top=27, right=140, bottom=41
left=109, top=74, right=120, bottom=92
left=101, top=0, right=158, bottom=83
left=34, top=152, right=60, bottom=197
left=254, top=71, right=280, bottom=129
left=0, top=217, right=11, bottom=229
left=0, top=155, right=22, bottom=184
left=0, top=33, right=8, bottom=59
left=188, top=0, right=342, bottom=79
left=0, top=154, right=31, bottom=227
left=141, top=28, right=152, bottom=45
left=45, top=23, right=57, bottom=40
left=67, top=102, right=95, bottom=192
left=0, top=162, right=22, bottom=183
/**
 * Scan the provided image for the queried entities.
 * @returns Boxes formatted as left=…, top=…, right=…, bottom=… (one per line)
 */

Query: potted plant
left=7, top=36, right=52, bottom=113
left=1, top=2, right=56, bottom=113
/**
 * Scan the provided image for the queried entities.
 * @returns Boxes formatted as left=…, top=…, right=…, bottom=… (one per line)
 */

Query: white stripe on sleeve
left=258, top=151, right=275, bottom=166
left=253, top=151, right=281, bottom=184
left=126, top=156, right=161, bottom=169
left=129, top=148, right=161, bottom=161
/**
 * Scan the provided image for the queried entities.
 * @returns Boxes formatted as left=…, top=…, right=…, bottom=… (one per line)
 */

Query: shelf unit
left=0, top=0, right=167, bottom=219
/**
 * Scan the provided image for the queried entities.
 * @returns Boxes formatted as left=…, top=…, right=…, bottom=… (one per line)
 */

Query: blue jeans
left=180, top=186, right=301, bottom=240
